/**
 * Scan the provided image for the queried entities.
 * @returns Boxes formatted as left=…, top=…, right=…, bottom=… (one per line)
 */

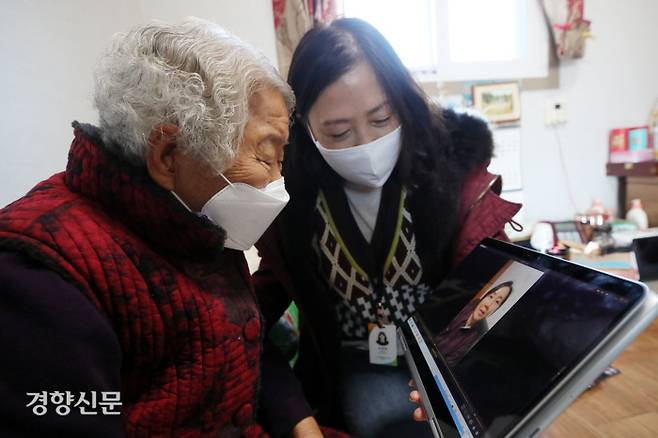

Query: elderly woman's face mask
left=171, top=88, right=290, bottom=250
left=173, top=175, right=289, bottom=251
left=198, top=175, right=289, bottom=250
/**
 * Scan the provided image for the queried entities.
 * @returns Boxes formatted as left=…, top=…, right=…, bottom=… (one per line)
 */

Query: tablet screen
left=410, top=239, right=645, bottom=438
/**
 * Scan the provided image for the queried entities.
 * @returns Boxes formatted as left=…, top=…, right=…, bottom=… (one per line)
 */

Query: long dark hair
left=284, top=18, right=461, bottom=280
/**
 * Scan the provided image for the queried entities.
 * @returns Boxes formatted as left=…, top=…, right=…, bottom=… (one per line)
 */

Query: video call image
left=432, top=261, right=544, bottom=366
left=413, top=244, right=645, bottom=437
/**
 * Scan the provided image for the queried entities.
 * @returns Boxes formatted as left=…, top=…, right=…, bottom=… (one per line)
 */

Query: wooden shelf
left=608, top=161, right=658, bottom=226
left=607, top=161, right=658, bottom=177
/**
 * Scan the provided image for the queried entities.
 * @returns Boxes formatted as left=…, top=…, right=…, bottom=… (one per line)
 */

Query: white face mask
left=174, top=176, right=290, bottom=251
left=309, top=125, right=402, bottom=188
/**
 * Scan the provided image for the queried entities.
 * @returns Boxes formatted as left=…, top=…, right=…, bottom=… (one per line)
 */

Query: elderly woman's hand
left=409, top=380, right=428, bottom=422
left=290, top=416, right=324, bottom=438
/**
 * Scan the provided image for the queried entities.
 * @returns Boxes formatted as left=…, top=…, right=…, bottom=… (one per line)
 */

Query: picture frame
left=472, top=82, right=521, bottom=124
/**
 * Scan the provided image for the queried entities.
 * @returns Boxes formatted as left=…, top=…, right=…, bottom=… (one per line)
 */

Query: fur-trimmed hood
left=400, top=108, right=495, bottom=283
left=441, top=108, right=494, bottom=181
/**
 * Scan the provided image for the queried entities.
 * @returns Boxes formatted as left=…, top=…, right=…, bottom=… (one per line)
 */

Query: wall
left=519, top=0, right=658, bottom=224
left=2, top=0, right=658, bottom=227
left=0, top=0, right=276, bottom=207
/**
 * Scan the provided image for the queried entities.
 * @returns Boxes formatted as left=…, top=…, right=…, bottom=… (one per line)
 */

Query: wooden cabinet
left=607, top=161, right=658, bottom=226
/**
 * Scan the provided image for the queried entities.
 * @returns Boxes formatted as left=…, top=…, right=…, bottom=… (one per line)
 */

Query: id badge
left=368, top=323, right=398, bottom=366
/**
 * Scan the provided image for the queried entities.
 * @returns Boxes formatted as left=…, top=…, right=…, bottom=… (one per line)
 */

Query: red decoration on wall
left=273, top=0, right=286, bottom=29
left=542, top=0, right=592, bottom=58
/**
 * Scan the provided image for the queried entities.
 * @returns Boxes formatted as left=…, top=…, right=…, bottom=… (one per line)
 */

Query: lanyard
left=372, top=276, right=390, bottom=327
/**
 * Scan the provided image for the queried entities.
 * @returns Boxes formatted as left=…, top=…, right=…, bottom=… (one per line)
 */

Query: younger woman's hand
left=409, top=380, right=428, bottom=422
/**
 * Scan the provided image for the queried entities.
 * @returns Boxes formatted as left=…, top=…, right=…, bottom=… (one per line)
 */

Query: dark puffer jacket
left=254, top=111, right=521, bottom=428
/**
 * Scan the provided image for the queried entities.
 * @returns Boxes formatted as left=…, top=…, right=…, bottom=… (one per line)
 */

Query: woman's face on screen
left=472, top=286, right=512, bottom=322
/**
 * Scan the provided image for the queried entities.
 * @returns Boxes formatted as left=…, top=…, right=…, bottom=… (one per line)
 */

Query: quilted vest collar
left=65, top=122, right=226, bottom=260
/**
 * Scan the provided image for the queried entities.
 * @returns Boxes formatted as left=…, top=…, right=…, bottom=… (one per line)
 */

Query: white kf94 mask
left=309, top=125, right=402, bottom=188
left=203, top=175, right=290, bottom=251
left=173, top=176, right=290, bottom=251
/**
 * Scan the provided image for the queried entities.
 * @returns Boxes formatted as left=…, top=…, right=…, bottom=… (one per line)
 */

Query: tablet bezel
left=402, top=238, right=650, bottom=438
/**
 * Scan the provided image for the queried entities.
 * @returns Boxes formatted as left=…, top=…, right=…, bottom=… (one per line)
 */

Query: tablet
left=399, top=238, right=657, bottom=438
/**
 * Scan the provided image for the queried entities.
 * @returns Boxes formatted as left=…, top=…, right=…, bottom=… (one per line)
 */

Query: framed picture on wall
left=472, top=82, right=521, bottom=124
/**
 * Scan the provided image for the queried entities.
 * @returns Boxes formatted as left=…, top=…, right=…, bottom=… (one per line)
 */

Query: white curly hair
left=94, top=17, right=294, bottom=174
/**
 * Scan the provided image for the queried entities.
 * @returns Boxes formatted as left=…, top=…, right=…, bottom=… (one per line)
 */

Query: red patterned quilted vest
left=0, top=123, right=267, bottom=437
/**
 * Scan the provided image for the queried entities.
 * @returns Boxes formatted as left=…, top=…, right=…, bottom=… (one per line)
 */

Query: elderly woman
left=0, top=18, right=323, bottom=438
